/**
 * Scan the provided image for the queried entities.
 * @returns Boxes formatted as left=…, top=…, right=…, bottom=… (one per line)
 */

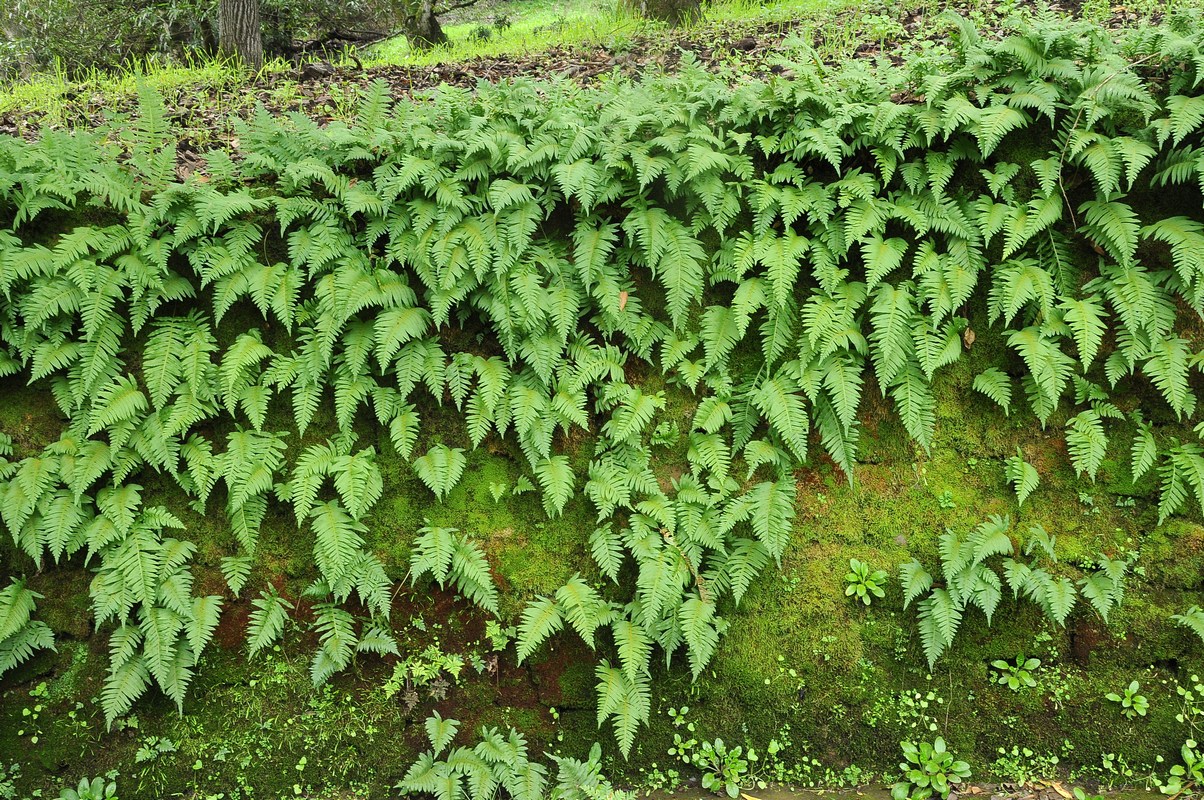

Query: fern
left=310, top=602, right=357, bottom=685
left=1158, top=444, right=1204, bottom=522
left=902, top=514, right=1103, bottom=667
left=589, top=524, right=624, bottom=583
left=1130, top=415, right=1158, bottom=482
left=594, top=662, right=650, bottom=758
left=1005, top=449, right=1040, bottom=506
left=517, top=596, right=564, bottom=663
left=425, top=710, right=461, bottom=757
left=1144, top=337, right=1196, bottom=419
left=1060, top=296, right=1108, bottom=369
left=900, top=560, right=934, bottom=608
left=399, top=715, right=619, bottom=800
left=1065, top=410, right=1108, bottom=481
left=247, top=590, right=294, bottom=657
left=331, top=448, right=384, bottom=521
left=218, top=555, right=252, bottom=600
left=410, top=524, right=499, bottom=615
left=917, top=589, right=963, bottom=667
left=1173, top=606, right=1204, bottom=644
left=1079, top=555, right=1128, bottom=623
left=413, top=444, right=467, bottom=500
left=973, top=368, right=1013, bottom=415
left=534, top=456, right=575, bottom=518
left=678, top=597, right=720, bottom=679
left=0, top=578, right=55, bottom=676
left=310, top=501, right=367, bottom=591
left=7, top=37, right=1204, bottom=747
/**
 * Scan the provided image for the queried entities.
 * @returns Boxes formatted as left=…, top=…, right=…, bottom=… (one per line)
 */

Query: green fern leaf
left=917, top=588, right=962, bottom=667
left=332, top=448, right=384, bottom=521
left=678, top=597, right=720, bottom=679
left=247, top=590, right=293, bottom=657
left=414, top=444, right=467, bottom=500
left=534, top=456, right=575, bottom=518
left=972, top=368, right=1013, bottom=415
left=1173, top=606, right=1204, bottom=643
left=517, top=596, right=564, bottom=663
left=1005, top=448, right=1039, bottom=506
left=1060, top=296, right=1108, bottom=369
left=1144, top=337, right=1195, bottom=419
left=450, top=536, right=499, bottom=614
left=310, top=501, right=367, bottom=588
left=1130, top=418, right=1158, bottom=483
left=611, top=619, right=652, bottom=685
left=594, top=662, right=650, bottom=758
left=425, top=711, right=461, bottom=757
left=410, top=524, right=457, bottom=585
left=589, top=524, right=624, bottom=583
left=900, top=560, right=932, bottom=608
left=1066, top=410, right=1108, bottom=481
left=890, top=362, right=935, bottom=452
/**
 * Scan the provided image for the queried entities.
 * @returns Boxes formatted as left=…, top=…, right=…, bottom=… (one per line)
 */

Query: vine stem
left=1054, top=52, right=1160, bottom=229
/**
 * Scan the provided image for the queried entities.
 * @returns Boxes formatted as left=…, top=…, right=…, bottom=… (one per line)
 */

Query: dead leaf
left=618, top=290, right=629, bottom=311
left=963, top=327, right=976, bottom=349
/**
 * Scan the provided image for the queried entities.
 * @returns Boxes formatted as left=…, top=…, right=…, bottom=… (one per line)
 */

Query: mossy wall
left=6, top=16, right=1204, bottom=797
left=3, top=336, right=1204, bottom=798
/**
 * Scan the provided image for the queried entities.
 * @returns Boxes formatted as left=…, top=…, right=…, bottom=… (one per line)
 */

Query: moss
left=558, top=659, right=596, bottom=707
left=1141, top=520, right=1204, bottom=590
left=27, top=569, right=92, bottom=640
left=43, top=641, right=92, bottom=704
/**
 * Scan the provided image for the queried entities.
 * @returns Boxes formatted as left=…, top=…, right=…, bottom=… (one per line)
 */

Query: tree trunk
left=219, top=0, right=263, bottom=69
left=403, top=0, right=447, bottom=49
left=625, top=0, right=699, bottom=25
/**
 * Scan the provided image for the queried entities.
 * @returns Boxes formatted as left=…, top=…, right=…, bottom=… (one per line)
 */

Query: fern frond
left=517, top=596, right=564, bottom=663
left=247, top=590, right=293, bottom=657
left=1001, top=450, right=1040, bottom=506
left=1173, top=606, right=1204, bottom=643
left=1066, top=410, right=1108, bottom=481
left=414, top=444, right=467, bottom=500
left=917, top=589, right=962, bottom=667
left=534, top=456, right=575, bottom=518
left=972, top=368, right=1013, bottom=415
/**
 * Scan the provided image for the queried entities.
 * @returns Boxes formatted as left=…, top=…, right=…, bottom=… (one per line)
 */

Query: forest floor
left=0, top=0, right=1181, bottom=142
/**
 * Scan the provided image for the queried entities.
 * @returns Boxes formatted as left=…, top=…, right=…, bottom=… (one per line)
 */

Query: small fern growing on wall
left=0, top=578, right=55, bottom=676
left=901, top=516, right=1128, bottom=666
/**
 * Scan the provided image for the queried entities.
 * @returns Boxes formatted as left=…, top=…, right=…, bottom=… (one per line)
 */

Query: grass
left=367, top=0, right=623, bottom=65
left=0, top=54, right=264, bottom=127
left=362, top=0, right=875, bottom=66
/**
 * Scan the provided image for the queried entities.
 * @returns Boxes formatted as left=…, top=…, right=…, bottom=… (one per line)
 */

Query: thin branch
left=434, top=0, right=485, bottom=15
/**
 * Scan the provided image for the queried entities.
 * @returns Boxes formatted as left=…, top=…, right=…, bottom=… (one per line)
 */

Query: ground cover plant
left=6, top=1, right=1204, bottom=797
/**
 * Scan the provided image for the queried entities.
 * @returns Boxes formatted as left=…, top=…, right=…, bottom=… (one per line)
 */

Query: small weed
left=991, top=654, right=1041, bottom=691
left=845, top=558, right=888, bottom=606
left=891, top=737, right=971, bottom=800
left=1105, top=680, right=1149, bottom=719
